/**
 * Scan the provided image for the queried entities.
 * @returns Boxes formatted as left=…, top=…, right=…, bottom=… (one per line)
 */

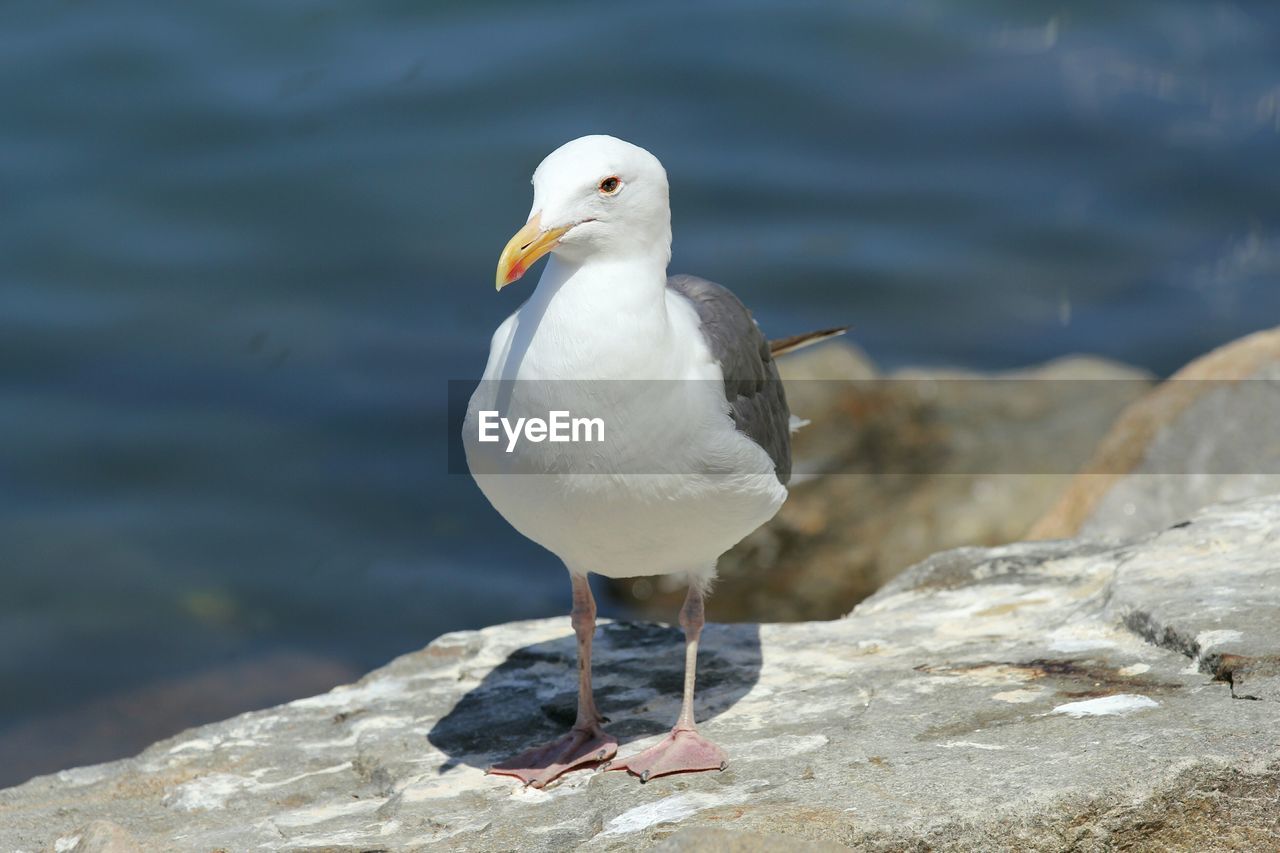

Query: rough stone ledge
left=2, top=496, right=1279, bottom=852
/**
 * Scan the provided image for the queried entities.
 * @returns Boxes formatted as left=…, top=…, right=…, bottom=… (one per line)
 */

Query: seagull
left=464, top=135, right=844, bottom=787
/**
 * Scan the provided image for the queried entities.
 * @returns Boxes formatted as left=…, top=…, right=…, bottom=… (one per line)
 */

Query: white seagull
left=464, top=135, right=843, bottom=787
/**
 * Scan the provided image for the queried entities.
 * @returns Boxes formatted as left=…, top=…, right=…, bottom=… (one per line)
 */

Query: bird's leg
left=567, top=574, right=610, bottom=731
left=488, top=574, right=617, bottom=788
left=606, top=582, right=727, bottom=782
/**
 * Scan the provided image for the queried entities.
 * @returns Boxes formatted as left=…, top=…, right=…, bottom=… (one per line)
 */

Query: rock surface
left=0, top=650, right=360, bottom=792
left=4, top=496, right=1278, bottom=851
left=1031, top=325, right=1280, bottom=540
left=614, top=345, right=1152, bottom=621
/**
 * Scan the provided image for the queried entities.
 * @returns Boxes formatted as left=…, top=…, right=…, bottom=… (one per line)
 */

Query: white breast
left=464, top=260, right=787, bottom=580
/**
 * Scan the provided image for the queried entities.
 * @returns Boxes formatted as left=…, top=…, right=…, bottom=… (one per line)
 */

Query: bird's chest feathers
left=506, top=265, right=687, bottom=381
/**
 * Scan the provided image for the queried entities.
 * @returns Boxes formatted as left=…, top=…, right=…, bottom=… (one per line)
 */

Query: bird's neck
left=515, top=252, right=675, bottom=378
left=532, top=253, right=669, bottom=319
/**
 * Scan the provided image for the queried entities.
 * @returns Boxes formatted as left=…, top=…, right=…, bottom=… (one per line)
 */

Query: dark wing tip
left=768, top=327, right=849, bottom=357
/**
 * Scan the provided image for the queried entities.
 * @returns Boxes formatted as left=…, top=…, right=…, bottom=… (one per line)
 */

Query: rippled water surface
left=2, top=0, right=1278, bottom=783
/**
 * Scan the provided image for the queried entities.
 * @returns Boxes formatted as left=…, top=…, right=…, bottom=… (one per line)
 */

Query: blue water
left=2, top=0, right=1278, bottom=783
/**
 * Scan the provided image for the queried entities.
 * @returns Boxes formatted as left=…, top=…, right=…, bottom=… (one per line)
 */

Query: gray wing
left=667, top=274, right=792, bottom=484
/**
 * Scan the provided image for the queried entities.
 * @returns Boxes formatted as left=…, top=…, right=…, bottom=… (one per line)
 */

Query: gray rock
left=653, top=827, right=854, bottom=851
left=3, top=496, right=1279, bottom=851
left=63, top=820, right=140, bottom=853
left=0, top=649, right=361, bottom=790
left=1032, top=326, right=1280, bottom=540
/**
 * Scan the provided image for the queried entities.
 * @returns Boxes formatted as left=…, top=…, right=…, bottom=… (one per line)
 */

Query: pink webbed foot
left=488, top=724, right=618, bottom=789
left=605, top=728, right=727, bottom=783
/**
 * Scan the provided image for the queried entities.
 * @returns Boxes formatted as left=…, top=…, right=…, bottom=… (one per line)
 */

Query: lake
left=2, top=0, right=1278, bottom=785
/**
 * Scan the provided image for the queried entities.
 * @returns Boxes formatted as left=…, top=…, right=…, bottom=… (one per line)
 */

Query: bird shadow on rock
left=427, top=620, right=762, bottom=773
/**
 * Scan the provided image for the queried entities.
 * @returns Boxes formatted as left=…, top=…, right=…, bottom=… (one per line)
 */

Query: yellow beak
left=495, top=212, right=571, bottom=291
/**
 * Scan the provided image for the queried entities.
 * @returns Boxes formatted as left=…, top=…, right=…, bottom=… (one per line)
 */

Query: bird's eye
left=598, top=176, right=621, bottom=195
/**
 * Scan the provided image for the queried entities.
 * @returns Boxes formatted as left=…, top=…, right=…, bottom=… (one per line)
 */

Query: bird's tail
left=768, top=327, right=849, bottom=357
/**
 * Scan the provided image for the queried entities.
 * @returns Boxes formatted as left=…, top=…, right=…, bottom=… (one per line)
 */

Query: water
left=1, top=0, right=1278, bottom=784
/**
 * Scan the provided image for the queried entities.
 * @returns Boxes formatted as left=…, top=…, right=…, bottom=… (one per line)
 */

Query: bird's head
left=495, top=135, right=671, bottom=290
